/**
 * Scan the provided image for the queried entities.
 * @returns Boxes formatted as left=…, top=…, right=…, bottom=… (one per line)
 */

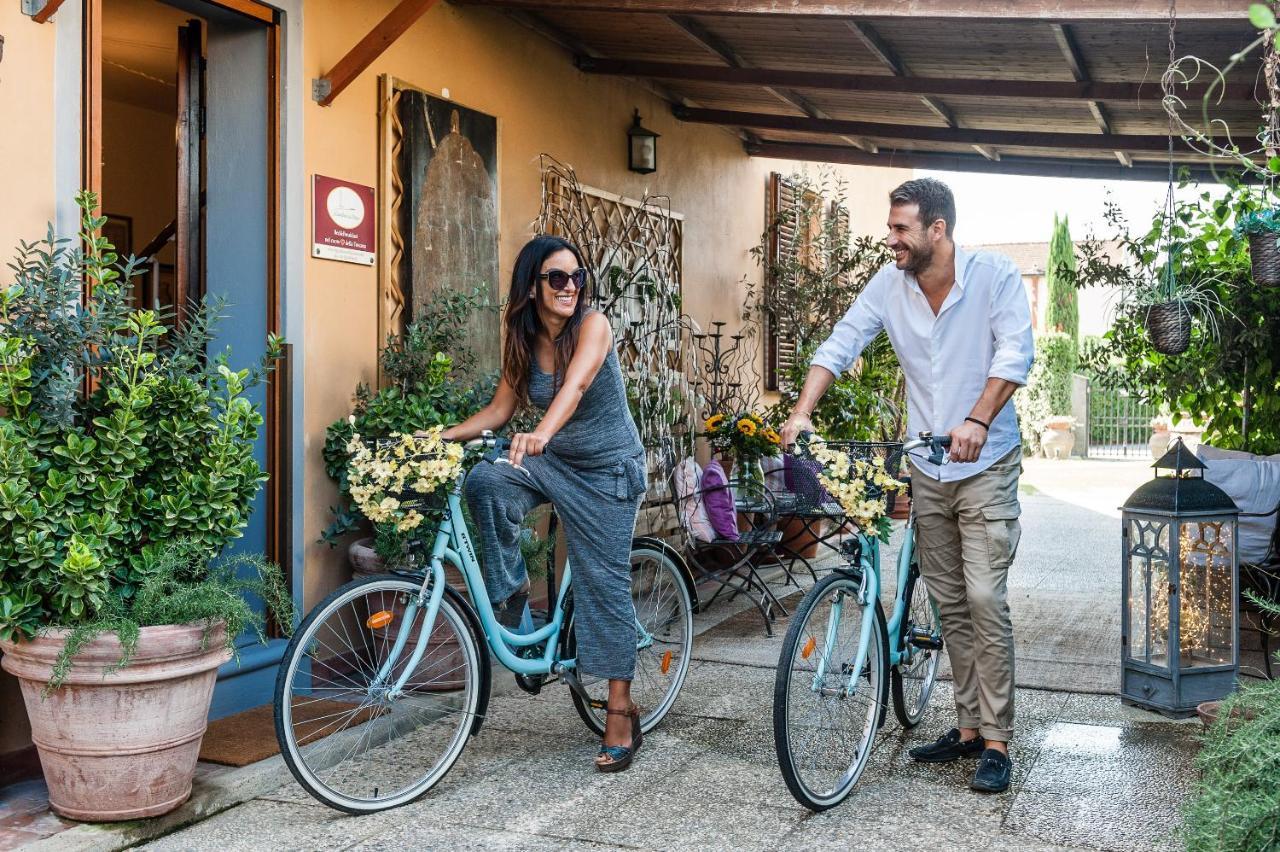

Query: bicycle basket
left=805, top=440, right=907, bottom=511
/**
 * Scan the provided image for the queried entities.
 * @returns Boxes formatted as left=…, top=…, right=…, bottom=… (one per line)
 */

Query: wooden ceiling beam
left=573, top=57, right=1253, bottom=102
left=30, top=0, right=67, bottom=23
left=1050, top=21, right=1132, bottom=166
left=314, top=0, right=439, bottom=106
left=674, top=105, right=1207, bottom=152
left=744, top=140, right=1250, bottom=183
left=666, top=14, right=875, bottom=152
left=452, top=0, right=1246, bottom=22
left=511, top=10, right=702, bottom=109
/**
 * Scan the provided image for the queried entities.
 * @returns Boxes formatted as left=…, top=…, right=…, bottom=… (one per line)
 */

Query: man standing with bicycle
left=780, top=177, right=1034, bottom=794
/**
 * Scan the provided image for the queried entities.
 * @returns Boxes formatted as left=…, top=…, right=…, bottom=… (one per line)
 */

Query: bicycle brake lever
left=493, top=456, right=533, bottom=478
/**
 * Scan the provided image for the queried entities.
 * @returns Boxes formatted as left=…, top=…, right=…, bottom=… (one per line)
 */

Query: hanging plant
left=1236, top=208, right=1280, bottom=284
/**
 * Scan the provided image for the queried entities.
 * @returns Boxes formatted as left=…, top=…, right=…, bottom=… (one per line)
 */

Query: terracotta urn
left=1040, top=426, right=1076, bottom=459
left=1149, top=428, right=1172, bottom=460
left=349, top=538, right=468, bottom=690
left=0, top=622, right=230, bottom=821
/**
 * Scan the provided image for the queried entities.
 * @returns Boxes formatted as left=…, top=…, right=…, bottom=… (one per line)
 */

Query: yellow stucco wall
left=298, top=0, right=908, bottom=607
left=0, top=1, right=908, bottom=761
left=0, top=1, right=57, bottom=761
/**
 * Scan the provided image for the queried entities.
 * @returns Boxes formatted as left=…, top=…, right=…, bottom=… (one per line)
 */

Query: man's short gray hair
left=889, top=178, right=956, bottom=238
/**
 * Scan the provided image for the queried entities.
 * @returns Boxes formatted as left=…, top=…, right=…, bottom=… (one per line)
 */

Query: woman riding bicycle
left=442, top=235, right=648, bottom=773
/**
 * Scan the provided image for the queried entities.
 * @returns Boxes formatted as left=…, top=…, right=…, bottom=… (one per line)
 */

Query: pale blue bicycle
left=773, top=432, right=951, bottom=811
left=274, top=434, right=695, bottom=814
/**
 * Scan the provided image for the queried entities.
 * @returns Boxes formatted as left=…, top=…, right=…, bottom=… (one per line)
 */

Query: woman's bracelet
left=964, top=416, right=990, bottom=431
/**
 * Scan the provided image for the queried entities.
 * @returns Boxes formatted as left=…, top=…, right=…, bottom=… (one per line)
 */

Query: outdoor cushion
left=1200, top=456, right=1280, bottom=564
left=1198, top=444, right=1280, bottom=464
left=701, top=459, right=739, bottom=542
left=762, top=455, right=786, bottom=494
left=674, top=457, right=716, bottom=543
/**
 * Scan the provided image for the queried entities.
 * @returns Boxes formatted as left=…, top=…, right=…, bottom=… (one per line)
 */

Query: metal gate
left=1087, top=384, right=1158, bottom=459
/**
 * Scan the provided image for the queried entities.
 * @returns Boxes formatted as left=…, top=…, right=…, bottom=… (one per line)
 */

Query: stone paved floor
left=3, top=458, right=1212, bottom=850
left=136, top=565, right=1202, bottom=852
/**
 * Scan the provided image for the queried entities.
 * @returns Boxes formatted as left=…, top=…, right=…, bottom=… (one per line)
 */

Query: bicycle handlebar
left=792, top=430, right=953, bottom=467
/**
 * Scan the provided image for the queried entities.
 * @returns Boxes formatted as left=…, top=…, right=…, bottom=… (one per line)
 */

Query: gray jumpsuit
left=463, top=341, right=647, bottom=680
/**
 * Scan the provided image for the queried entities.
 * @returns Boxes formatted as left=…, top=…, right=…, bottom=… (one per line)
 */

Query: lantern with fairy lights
left=1121, top=439, right=1240, bottom=716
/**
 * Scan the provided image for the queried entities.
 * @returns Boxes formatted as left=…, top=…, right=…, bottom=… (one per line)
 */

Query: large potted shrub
left=0, top=194, right=289, bottom=821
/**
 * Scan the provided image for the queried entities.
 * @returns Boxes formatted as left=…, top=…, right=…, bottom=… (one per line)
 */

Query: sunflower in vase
left=701, top=410, right=782, bottom=487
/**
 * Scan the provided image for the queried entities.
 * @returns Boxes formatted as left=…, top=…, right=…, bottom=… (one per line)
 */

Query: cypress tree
left=1045, top=214, right=1079, bottom=344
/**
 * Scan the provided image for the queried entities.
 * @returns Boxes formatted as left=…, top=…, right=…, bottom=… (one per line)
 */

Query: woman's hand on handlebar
left=508, top=431, right=549, bottom=467
left=947, top=420, right=987, bottom=464
left=780, top=412, right=815, bottom=452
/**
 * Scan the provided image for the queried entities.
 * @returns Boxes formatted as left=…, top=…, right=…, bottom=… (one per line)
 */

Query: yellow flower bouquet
left=701, top=410, right=782, bottom=464
left=807, top=439, right=907, bottom=543
left=345, top=427, right=465, bottom=562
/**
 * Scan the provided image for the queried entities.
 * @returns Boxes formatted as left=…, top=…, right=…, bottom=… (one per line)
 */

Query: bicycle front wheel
left=892, top=563, right=944, bottom=728
left=571, top=543, right=695, bottom=735
left=274, top=575, right=482, bottom=814
left=773, top=570, right=888, bottom=811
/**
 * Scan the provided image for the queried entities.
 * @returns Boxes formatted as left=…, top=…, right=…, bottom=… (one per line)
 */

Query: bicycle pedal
left=908, top=627, right=943, bottom=651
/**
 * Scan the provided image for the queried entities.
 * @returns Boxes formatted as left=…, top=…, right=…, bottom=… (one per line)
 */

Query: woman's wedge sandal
left=595, top=705, right=642, bottom=773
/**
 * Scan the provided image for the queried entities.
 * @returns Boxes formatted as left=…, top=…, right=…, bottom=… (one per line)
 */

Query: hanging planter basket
left=1145, top=301, right=1192, bottom=356
left=1247, top=230, right=1280, bottom=286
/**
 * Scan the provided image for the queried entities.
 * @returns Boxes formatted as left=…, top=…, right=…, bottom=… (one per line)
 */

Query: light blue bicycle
left=273, top=434, right=695, bottom=814
left=773, top=432, right=951, bottom=811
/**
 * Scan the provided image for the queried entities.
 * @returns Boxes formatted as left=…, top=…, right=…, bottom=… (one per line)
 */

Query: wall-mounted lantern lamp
left=627, top=108, right=658, bottom=174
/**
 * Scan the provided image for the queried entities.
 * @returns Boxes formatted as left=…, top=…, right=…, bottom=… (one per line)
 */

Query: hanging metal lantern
left=627, top=109, right=658, bottom=174
left=1121, top=439, right=1240, bottom=716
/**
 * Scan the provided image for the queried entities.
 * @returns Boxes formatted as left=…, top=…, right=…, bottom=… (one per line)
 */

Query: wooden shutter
left=764, top=173, right=818, bottom=392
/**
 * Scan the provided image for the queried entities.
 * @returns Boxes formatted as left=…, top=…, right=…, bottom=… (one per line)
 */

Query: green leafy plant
left=1181, top=593, right=1280, bottom=851
left=48, top=538, right=292, bottom=691
left=743, top=169, right=903, bottom=441
left=0, top=192, right=282, bottom=643
left=1045, top=214, right=1079, bottom=344
left=1235, top=207, right=1280, bottom=236
left=321, top=291, right=496, bottom=549
left=1072, top=181, right=1279, bottom=454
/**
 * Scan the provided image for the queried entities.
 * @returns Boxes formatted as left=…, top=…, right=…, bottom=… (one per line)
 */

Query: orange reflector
left=660, top=650, right=673, bottom=675
left=366, top=610, right=394, bottom=630
left=801, top=637, right=817, bottom=660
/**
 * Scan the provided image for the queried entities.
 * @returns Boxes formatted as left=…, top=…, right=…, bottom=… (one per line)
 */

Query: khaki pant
left=911, top=447, right=1022, bottom=742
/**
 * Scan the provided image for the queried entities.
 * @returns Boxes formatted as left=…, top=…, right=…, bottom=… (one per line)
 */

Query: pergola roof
left=455, top=0, right=1264, bottom=180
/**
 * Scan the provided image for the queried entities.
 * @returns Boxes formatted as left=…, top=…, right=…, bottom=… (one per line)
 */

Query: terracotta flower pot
left=1196, top=699, right=1258, bottom=731
left=777, top=516, right=824, bottom=559
left=349, top=538, right=468, bottom=691
left=1040, top=427, right=1076, bottom=459
left=0, top=622, right=231, bottom=821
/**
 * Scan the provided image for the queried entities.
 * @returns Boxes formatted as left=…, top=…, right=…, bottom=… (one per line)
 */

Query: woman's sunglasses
left=538, top=268, right=588, bottom=291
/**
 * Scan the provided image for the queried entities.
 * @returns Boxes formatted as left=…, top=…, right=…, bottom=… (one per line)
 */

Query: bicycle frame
left=812, top=514, right=928, bottom=698
left=373, top=472, right=660, bottom=699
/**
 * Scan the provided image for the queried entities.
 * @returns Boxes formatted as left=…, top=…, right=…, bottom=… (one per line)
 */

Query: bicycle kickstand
left=556, top=665, right=608, bottom=712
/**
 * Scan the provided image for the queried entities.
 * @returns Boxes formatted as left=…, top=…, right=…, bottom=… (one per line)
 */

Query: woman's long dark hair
left=502, top=235, right=591, bottom=406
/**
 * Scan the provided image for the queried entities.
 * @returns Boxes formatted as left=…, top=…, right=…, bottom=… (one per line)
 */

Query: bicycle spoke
left=277, top=578, right=479, bottom=813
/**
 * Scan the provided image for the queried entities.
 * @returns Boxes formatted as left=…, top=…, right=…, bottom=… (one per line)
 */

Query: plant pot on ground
left=0, top=195, right=288, bottom=821
left=1040, top=415, right=1077, bottom=459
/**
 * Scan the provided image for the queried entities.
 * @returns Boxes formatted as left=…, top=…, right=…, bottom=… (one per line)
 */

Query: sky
left=915, top=169, right=1230, bottom=248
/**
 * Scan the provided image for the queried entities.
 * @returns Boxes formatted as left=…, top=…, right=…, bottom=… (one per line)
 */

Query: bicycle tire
left=773, top=570, right=889, bottom=812
left=273, top=574, right=484, bottom=814
left=891, top=563, right=944, bottom=729
left=569, top=543, right=695, bottom=736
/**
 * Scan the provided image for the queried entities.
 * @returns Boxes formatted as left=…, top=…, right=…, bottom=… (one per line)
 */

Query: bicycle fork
left=368, top=558, right=448, bottom=701
left=810, top=570, right=878, bottom=699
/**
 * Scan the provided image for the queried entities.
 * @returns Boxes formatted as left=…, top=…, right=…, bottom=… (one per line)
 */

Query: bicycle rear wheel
left=892, top=563, right=944, bottom=728
left=274, top=575, right=482, bottom=814
left=571, top=543, right=694, bottom=735
left=773, top=570, right=888, bottom=811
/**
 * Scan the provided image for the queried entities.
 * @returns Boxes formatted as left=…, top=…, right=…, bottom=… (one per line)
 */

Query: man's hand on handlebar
left=946, top=420, right=987, bottom=464
left=780, top=412, right=816, bottom=452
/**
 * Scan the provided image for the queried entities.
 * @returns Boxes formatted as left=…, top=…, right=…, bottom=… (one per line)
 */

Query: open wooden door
left=175, top=19, right=205, bottom=325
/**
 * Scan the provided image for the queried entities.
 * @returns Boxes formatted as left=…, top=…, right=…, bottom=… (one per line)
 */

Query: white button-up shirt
left=811, top=247, right=1035, bottom=482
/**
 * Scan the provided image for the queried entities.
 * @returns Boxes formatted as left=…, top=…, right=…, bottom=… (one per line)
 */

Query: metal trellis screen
left=1088, top=385, right=1159, bottom=459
